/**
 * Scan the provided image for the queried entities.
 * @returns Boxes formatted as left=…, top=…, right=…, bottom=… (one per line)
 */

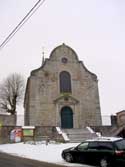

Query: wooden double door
left=61, top=106, right=73, bottom=129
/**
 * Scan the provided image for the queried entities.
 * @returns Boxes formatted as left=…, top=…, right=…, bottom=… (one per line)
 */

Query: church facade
left=24, top=43, right=102, bottom=128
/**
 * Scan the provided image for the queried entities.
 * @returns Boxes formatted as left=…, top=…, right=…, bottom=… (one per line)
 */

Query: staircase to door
left=62, top=128, right=98, bottom=143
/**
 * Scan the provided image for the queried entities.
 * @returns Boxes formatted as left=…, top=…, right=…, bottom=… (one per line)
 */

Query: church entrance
left=61, top=106, right=73, bottom=128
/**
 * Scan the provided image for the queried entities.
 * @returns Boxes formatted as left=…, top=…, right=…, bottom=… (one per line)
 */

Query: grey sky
left=0, top=0, right=125, bottom=116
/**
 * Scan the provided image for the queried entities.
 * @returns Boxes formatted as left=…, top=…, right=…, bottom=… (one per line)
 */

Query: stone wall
left=0, top=114, right=16, bottom=126
left=117, top=110, right=125, bottom=127
left=0, top=126, right=63, bottom=144
left=0, top=126, right=20, bottom=144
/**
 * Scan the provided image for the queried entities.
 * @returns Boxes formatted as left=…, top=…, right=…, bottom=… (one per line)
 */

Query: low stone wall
left=0, top=126, right=21, bottom=144
left=22, top=126, right=63, bottom=142
left=91, top=126, right=117, bottom=136
left=0, top=126, right=63, bottom=144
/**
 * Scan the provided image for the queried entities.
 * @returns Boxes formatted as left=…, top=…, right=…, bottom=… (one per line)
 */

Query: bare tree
left=0, top=73, right=25, bottom=115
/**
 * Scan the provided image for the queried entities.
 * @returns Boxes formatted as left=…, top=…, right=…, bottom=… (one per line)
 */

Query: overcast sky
left=0, top=0, right=125, bottom=116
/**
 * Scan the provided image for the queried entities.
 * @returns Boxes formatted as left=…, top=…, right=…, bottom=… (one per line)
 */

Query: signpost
left=22, top=126, right=35, bottom=143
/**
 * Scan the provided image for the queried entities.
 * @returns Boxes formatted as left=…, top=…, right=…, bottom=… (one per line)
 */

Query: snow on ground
left=0, top=141, right=91, bottom=167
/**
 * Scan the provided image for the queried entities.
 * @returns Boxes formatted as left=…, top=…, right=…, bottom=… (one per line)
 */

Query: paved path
left=0, top=152, right=93, bottom=167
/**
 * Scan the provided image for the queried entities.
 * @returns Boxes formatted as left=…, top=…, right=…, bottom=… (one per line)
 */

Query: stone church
left=24, top=43, right=102, bottom=128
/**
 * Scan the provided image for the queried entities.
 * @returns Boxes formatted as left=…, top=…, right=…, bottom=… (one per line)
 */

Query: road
left=0, top=152, right=67, bottom=167
left=0, top=152, right=93, bottom=167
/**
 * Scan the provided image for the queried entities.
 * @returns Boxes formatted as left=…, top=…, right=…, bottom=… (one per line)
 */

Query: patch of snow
left=22, top=126, right=35, bottom=129
left=62, top=132, right=70, bottom=142
left=86, top=127, right=95, bottom=133
left=56, top=127, right=62, bottom=134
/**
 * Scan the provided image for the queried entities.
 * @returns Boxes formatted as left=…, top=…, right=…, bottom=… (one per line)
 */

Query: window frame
left=59, top=71, right=72, bottom=93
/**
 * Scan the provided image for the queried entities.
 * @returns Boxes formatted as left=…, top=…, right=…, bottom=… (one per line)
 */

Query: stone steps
left=62, top=128, right=97, bottom=143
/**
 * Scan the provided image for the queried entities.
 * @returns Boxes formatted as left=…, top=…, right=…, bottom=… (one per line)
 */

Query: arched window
left=60, top=71, right=71, bottom=93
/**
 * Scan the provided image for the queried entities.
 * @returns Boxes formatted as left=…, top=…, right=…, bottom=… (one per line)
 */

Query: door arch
left=61, top=106, right=73, bottom=128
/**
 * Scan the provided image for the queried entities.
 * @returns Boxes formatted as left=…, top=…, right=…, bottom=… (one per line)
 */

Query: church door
left=61, top=107, right=73, bottom=128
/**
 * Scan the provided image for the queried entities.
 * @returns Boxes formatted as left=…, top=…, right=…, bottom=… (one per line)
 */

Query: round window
left=62, top=57, right=68, bottom=64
